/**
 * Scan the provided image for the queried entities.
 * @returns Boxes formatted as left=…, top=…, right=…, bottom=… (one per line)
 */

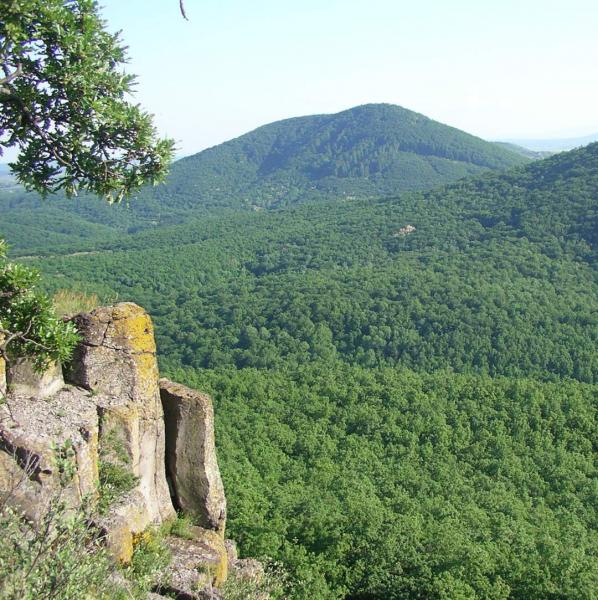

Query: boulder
left=66, top=303, right=174, bottom=524
left=0, top=386, right=98, bottom=523
left=5, top=358, right=64, bottom=399
left=160, top=379, right=226, bottom=534
left=157, top=527, right=228, bottom=598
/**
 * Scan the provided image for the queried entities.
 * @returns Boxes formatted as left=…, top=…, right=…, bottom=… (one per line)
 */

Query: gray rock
left=231, top=558, right=265, bottom=583
left=67, top=303, right=174, bottom=524
left=160, top=379, right=226, bottom=534
left=6, top=358, right=64, bottom=399
left=225, top=538, right=238, bottom=568
left=96, top=489, right=153, bottom=564
left=157, top=527, right=228, bottom=598
left=0, top=386, right=98, bottom=523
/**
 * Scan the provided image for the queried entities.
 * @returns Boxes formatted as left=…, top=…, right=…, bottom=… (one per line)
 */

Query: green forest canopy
left=14, top=142, right=597, bottom=383
left=0, top=128, right=596, bottom=599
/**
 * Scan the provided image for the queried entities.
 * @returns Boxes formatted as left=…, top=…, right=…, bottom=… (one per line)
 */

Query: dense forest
left=12, top=142, right=597, bottom=383
left=0, top=104, right=530, bottom=240
left=0, top=124, right=596, bottom=598
left=177, top=365, right=596, bottom=600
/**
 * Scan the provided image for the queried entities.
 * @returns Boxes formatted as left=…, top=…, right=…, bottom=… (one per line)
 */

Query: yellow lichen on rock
left=164, top=525, right=229, bottom=595
left=109, top=303, right=157, bottom=354
left=198, top=527, right=229, bottom=586
left=132, top=353, right=161, bottom=405
left=100, top=490, right=152, bottom=564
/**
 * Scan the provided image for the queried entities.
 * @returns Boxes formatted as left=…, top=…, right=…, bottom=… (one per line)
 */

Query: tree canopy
left=0, top=0, right=173, bottom=370
left=0, top=0, right=173, bottom=201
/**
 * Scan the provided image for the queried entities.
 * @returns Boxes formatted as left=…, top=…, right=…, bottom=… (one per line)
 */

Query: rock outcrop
left=0, top=385, right=98, bottom=523
left=160, top=378, right=227, bottom=534
left=159, top=526, right=228, bottom=598
left=6, top=357, right=64, bottom=399
left=0, top=302, right=252, bottom=596
left=66, top=303, right=174, bottom=524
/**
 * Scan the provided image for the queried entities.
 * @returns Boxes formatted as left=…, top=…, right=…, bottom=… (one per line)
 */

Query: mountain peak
left=167, top=104, right=528, bottom=209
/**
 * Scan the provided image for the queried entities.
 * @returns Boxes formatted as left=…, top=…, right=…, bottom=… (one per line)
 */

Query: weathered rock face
left=97, top=489, right=152, bottom=563
left=66, top=303, right=174, bottom=524
left=160, top=379, right=227, bottom=535
left=159, top=526, right=228, bottom=598
left=0, top=386, right=98, bottom=523
left=0, top=301, right=257, bottom=593
left=5, top=358, right=64, bottom=399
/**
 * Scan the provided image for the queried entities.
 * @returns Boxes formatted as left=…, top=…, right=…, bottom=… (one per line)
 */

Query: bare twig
left=179, top=0, right=189, bottom=20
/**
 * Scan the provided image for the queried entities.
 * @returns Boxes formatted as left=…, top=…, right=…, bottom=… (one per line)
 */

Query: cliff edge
left=0, top=303, right=259, bottom=599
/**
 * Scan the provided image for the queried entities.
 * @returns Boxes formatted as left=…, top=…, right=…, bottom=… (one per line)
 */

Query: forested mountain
left=0, top=104, right=529, bottom=243
left=160, top=103, right=529, bottom=208
left=1, top=133, right=597, bottom=600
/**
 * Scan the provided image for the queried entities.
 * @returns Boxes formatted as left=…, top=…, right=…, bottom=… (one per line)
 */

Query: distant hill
left=502, top=132, right=598, bottom=152
left=0, top=163, right=19, bottom=191
left=162, top=103, right=529, bottom=208
left=0, top=104, right=530, bottom=247
left=493, top=141, right=553, bottom=160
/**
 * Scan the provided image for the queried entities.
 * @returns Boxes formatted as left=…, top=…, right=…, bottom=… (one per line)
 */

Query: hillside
left=25, top=142, right=598, bottom=382
left=0, top=105, right=529, bottom=249
left=2, top=141, right=597, bottom=599
left=164, top=103, right=529, bottom=208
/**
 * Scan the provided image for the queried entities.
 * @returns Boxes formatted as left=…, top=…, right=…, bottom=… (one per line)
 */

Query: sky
left=12, top=0, right=598, bottom=160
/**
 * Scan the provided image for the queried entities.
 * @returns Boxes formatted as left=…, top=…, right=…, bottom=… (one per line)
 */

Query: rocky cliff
left=0, top=303, right=259, bottom=599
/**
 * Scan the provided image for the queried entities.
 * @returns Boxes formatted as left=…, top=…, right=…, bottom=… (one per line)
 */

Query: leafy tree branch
left=0, top=0, right=174, bottom=202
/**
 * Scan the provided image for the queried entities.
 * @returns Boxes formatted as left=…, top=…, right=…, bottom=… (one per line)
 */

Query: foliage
left=0, top=442, right=121, bottom=599
left=0, top=239, right=79, bottom=369
left=221, top=560, right=292, bottom=600
left=158, top=103, right=529, bottom=209
left=97, top=460, right=138, bottom=514
left=160, top=512, right=196, bottom=540
left=0, top=0, right=173, bottom=201
left=119, top=528, right=171, bottom=599
left=175, top=364, right=598, bottom=600
left=0, top=502, right=117, bottom=599
left=13, top=143, right=598, bottom=383
left=0, top=440, right=165, bottom=600
left=0, top=101, right=596, bottom=599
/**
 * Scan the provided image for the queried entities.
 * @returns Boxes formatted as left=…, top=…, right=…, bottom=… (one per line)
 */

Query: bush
left=0, top=443, right=119, bottom=599
left=0, top=239, right=79, bottom=370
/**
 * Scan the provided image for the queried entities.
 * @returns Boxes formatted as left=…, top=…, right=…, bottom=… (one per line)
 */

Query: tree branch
left=179, top=0, right=189, bottom=20
left=0, top=63, right=22, bottom=86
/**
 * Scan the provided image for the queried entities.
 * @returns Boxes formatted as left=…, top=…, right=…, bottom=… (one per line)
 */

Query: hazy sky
left=45, top=1, right=598, bottom=156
